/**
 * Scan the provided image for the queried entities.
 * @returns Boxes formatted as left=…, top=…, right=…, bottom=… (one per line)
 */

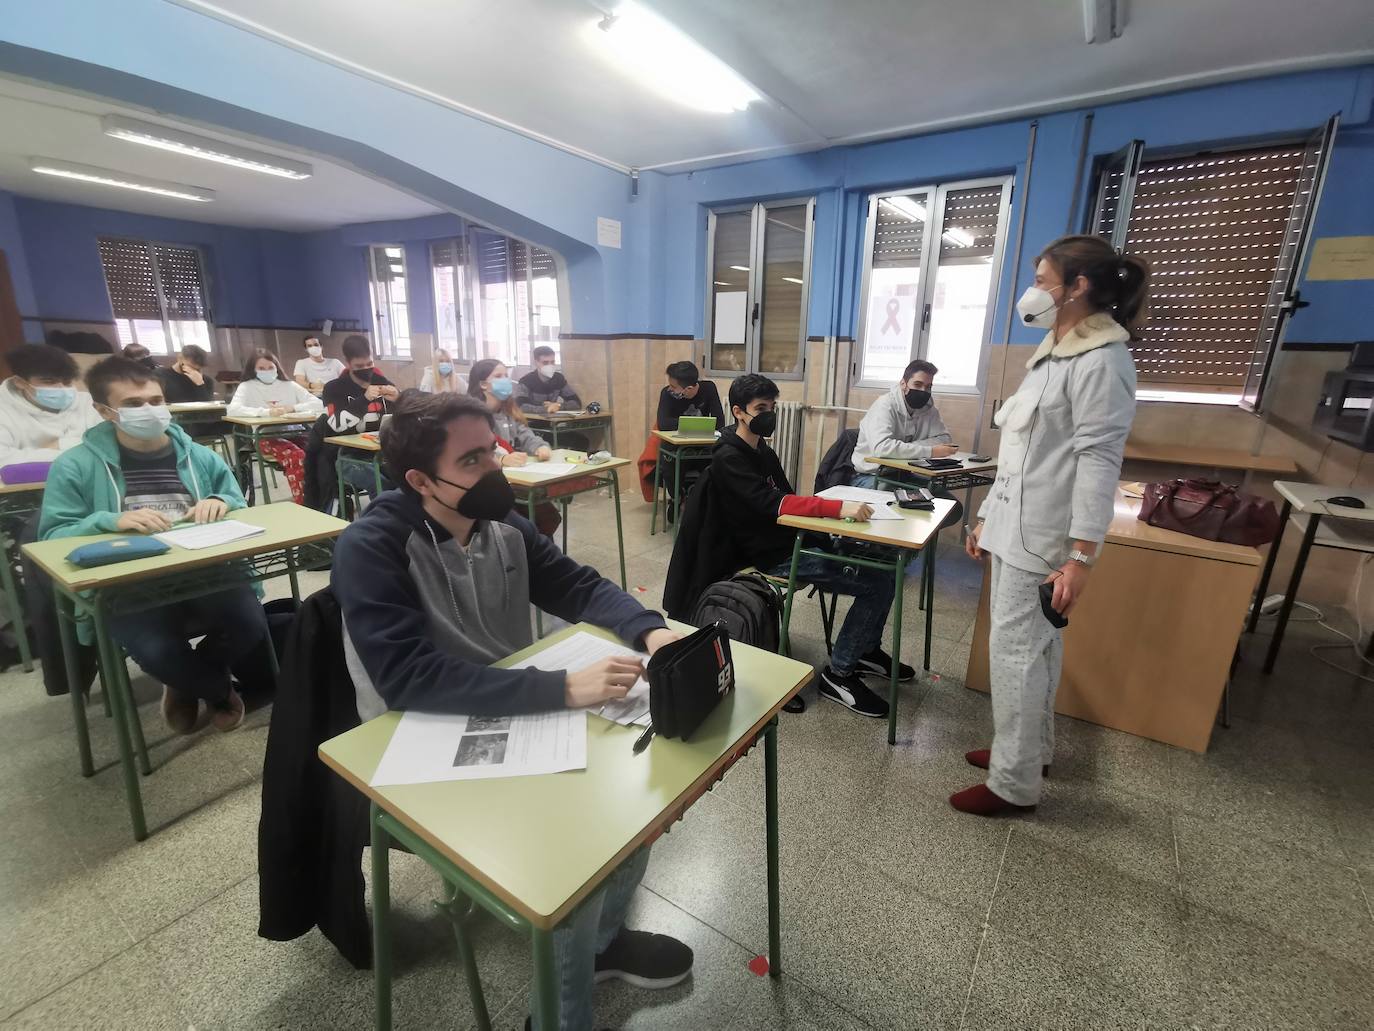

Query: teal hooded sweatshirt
left=38, top=421, right=252, bottom=642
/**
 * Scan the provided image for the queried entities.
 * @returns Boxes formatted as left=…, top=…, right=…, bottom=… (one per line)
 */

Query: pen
left=632, top=724, right=655, bottom=753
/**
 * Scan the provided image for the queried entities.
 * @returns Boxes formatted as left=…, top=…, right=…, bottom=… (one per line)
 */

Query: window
left=431, top=237, right=474, bottom=361
left=856, top=177, right=1013, bottom=390
left=97, top=237, right=212, bottom=355
left=705, top=198, right=813, bottom=379
left=367, top=244, right=411, bottom=359
left=1089, top=116, right=1339, bottom=410
left=447, top=228, right=560, bottom=368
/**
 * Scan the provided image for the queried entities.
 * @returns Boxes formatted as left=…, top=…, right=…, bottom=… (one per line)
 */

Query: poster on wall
left=1307, top=236, right=1374, bottom=281
left=863, top=288, right=916, bottom=381
left=713, top=291, right=748, bottom=344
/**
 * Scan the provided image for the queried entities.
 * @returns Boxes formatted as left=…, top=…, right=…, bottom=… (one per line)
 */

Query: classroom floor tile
left=1, top=486, right=1371, bottom=1030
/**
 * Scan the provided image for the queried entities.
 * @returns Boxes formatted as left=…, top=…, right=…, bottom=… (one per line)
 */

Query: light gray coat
left=851, top=385, right=953, bottom=471
left=977, top=314, right=1137, bottom=575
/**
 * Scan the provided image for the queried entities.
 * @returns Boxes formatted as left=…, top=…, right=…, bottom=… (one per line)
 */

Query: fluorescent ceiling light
left=101, top=116, right=312, bottom=179
left=781, top=276, right=804, bottom=285
left=713, top=280, right=731, bottom=286
left=942, top=227, right=975, bottom=247
left=1082, top=0, right=1126, bottom=44
left=881, top=196, right=927, bottom=222
left=589, top=2, right=760, bottom=114
left=729, top=265, right=751, bottom=272
left=29, top=158, right=214, bottom=203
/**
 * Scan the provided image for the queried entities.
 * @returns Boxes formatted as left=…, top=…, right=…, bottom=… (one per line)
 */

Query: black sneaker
left=783, top=694, right=806, bottom=714
left=594, top=928, right=693, bottom=989
left=819, top=667, right=890, bottom=719
left=856, top=647, right=916, bottom=683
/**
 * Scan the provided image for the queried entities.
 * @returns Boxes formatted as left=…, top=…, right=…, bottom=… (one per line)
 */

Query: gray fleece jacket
left=977, top=313, right=1137, bottom=575
left=852, top=385, right=953, bottom=471
left=493, top=409, right=546, bottom=455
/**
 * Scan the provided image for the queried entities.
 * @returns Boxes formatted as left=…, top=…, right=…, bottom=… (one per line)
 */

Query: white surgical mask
left=307, top=345, right=322, bottom=357
left=256, top=369, right=278, bottom=385
left=117, top=405, right=172, bottom=440
left=537, top=364, right=557, bottom=380
left=1016, top=285, right=1064, bottom=330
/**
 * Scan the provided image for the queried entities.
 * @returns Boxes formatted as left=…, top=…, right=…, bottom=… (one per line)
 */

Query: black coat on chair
left=814, top=427, right=860, bottom=493
left=662, top=468, right=743, bottom=621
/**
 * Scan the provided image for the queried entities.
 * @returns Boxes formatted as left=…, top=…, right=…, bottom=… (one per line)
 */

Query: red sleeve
left=779, top=495, right=843, bottom=519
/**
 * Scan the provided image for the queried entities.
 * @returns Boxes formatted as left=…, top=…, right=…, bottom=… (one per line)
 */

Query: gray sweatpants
left=986, top=556, right=1063, bottom=806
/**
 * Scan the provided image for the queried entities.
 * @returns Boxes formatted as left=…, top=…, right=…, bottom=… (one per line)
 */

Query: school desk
left=225, top=413, right=319, bottom=503
left=325, top=432, right=384, bottom=514
left=523, top=408, right=614, bottom=451
left=649, top=429, right=718, bottom=537
left=862, top=452, right=1000, bottom=492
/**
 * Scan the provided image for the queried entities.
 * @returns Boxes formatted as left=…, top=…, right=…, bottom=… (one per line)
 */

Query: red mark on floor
left=747, top=955, right=770, bottom=977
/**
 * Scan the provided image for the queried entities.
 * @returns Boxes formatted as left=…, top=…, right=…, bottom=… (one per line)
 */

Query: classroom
left=0, top=1, right=1371, bottom=1028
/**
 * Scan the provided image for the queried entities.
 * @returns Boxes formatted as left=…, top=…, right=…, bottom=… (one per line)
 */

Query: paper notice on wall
left=1307, top=236, right=1374, bottom=281
left=370, top=708, right=587, bottom=786
left=596, top=216, right=622, bottom=249
left=713, top=291, right=748, bottom=344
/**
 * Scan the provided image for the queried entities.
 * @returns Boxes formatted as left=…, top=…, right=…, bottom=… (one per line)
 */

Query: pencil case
left=67, top=537, right=171, bottom=567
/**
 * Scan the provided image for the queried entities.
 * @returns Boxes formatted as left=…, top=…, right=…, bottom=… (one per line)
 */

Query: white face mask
left=1016, top=285, right=1062, bottom=330
left=537, top=364, right=557, bottom=380
left=307, top=345, right=323, bottom=358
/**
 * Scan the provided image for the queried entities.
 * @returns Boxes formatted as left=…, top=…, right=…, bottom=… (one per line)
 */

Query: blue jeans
left=768, top=553, right=896, bottom=673
left=533, top=846, right=650, bottom=1031
left=106, top=584, right=274, bottom=703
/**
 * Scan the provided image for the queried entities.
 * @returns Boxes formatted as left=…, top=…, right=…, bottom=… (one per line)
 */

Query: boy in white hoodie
left=0, top=344, right=103, bottom=473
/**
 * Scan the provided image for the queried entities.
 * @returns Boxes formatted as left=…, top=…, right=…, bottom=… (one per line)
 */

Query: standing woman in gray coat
left=955, top=235, right=1150, bottom=816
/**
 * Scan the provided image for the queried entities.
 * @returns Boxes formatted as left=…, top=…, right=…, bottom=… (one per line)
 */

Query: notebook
left=675, top=415, right=718, bottom=439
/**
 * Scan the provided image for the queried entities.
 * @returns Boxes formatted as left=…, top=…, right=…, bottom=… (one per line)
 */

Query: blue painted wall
left=0, top=190, right=39, bottom=340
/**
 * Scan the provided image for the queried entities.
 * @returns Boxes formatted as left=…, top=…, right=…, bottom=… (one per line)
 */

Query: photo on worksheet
left=454, top=734, right=509, bottom=767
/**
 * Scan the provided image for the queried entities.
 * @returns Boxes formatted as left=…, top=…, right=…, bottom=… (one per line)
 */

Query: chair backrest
left=815, top=427, right=860, bottom=493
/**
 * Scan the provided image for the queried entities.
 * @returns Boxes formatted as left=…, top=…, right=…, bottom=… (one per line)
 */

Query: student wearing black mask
left=332, top=389, right=693, bottom=1028
left=850, top=359, right=955, bottom=488
left=322, top=335, right=399, bottom=436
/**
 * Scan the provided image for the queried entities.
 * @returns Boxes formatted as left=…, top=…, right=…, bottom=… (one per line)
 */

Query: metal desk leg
left=779, top=535, right=803, bottom=657
left=888, top=554, right=906, bottom=747
left=528, top=492, right=544, bottom=639
left=531, top=926, right=559, bottom=1031
left=0, top=533, right=32, bottom=671
left=650, top=450, right=663, bottom=536
left=1263, top=512, right=1320, bottom=674
left=102, top=629, right=152, bottom=777
left=373, top=455, right=384, bottom=497
left=923, top=533, right=938, bottom=672
left=610, top=470, right=627, bottom=589
left=335, top=452, right=347, bottom=518
left=56, top=592, right=93, bottom=777
left=1247, top=498, right=1291, bottom=634
left=370, top=803, right=393, bottom=1031
left=671, top=451, right=683, bottom=538
left=438, top=884, right=492, bottom=1031
left=764, top=718, right=782, bottom=978
left=287, top=546, right=301, bottom=609
left=91, top=602, right=147, bottom=840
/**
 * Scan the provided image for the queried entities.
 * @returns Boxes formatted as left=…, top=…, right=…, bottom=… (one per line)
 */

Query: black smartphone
left=1038, top=581, right=1069, bottom=629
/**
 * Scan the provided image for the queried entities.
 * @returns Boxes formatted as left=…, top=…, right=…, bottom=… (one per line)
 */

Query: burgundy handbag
left=1138, top=478, right=1280, bottom=547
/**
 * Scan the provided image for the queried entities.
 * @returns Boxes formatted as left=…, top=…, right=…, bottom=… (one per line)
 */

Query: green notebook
left=676, top=415, right=717, bottom=438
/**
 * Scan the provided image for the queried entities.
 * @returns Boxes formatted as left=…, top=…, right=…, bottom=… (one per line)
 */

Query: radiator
left=773, top=401, right=805, bottom=485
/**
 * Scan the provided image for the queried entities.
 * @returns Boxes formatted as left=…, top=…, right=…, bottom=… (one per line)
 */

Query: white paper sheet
left=816, top=485, right=902, bottom=520
left=508, top=630, right=651, bottom=726
left=153, top=519, right=266, bottom=550
left=511, top=461, right=583, bottom=478
left=370, top=708, right=587, bottom=786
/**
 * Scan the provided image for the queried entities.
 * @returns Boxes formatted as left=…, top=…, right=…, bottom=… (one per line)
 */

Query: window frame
left=703, top=196, right=815, bottom=381
left=430, top=236, right=477, bottom=363
left=98, top=236, right=215, bottom=357
left=854, top=175, right=1014, bottom=393
left=367, top=243, right=411, bottom=360
left=460, top=226, right=565, bottom=368
left=1085, top=118, right=1340, bottom=411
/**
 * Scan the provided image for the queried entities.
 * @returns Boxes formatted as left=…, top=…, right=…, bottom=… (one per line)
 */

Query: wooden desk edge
left=320, top=669, right=812, bottom=931
left=778, top=503, right=953, bottom=549
left=22, top=521, right=345, bottom=592
left=1123, top=444, right=1298, bottom=475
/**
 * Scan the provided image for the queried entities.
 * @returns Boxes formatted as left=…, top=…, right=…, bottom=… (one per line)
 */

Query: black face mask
left=433, top=469, right=515, bottom=521
left=351, top=368, right=375, bottom=385
left=747, top=409, right=777, bottom=438
left=904, top=388, right=931, bottom=410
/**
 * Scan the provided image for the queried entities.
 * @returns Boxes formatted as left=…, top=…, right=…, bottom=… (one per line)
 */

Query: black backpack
left=687, top=573, right=782, bottom=653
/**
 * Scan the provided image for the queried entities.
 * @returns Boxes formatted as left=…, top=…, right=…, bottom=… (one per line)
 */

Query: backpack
left=688, top=573, right=782, bottom=653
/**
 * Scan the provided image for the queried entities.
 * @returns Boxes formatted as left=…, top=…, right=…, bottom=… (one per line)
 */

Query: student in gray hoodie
left=851, top=358, right=957, bottom=486
left=956, top=235, right=1150, bottom=817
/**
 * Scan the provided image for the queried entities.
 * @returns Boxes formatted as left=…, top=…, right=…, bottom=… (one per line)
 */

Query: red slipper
left=964, top=749, right=1050, bottom=777
left=949, top=783, right=1036, bottom=816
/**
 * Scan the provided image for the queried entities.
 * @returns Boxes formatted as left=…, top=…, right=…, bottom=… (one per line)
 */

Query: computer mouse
left=1327, top=496, right=1367, bottom=509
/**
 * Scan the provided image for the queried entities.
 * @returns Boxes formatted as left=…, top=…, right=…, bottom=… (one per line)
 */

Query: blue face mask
left=438, top=362, right=454, bottom=377
left=33, top=385, right=76, bottom=412
left=117, top=405, right=172, bottom=441
left=489, top=377, right=514, bottom=401
left=256, top=368, right=278, bottom=385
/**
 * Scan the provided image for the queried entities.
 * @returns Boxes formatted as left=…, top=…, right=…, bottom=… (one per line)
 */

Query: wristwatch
left=1068, top=549, right=1095, bottom=567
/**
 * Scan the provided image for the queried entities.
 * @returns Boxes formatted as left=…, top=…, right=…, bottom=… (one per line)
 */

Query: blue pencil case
left=67, top=537, right=170, bottom=568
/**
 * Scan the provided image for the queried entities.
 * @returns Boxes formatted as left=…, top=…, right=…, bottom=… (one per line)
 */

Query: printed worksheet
left=370, top=707, right=587, bottom=786
left=508, top=630, right=651, bottom=726
left=153, top=519, right=267, bottom=550
left=509, top=462, right=582, bottom=477
left=816, top=485, right=903, bottom=520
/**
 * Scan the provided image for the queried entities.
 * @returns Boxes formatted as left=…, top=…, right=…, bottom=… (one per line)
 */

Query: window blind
left=938, top=186, right=1003, bottom=260
left=1119, top=146, right=1308, bottom=391
left=872, top=195, right=928, bottom=267
left=97, top=237, right=161, bottom=319
left=151, top=244, right=208, bottom=320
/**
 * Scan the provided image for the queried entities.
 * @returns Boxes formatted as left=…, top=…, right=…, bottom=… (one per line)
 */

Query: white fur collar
left=1026, top=312, right=1130, bottom=369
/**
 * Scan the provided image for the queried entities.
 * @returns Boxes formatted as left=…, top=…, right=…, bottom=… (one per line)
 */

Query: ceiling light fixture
left=29, top=158, right=215, bottom=202
left=101, top=116, right=313, bottom=179
left=729, top=265, right=751, bottom=272
left=881, top=196, right=927, bottom=223
left=1082, top=0, right=1126, bottom=45
left=781, top=276, right=804, bottom=285
left=589, top=2, right=760, bottom=114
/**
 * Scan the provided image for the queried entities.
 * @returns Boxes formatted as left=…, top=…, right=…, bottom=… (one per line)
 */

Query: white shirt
left=0, top=378, right=103, bottom=467
left=293, top=356, right=345, bottom=386
left=227, top=378, right=325, bottom=419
